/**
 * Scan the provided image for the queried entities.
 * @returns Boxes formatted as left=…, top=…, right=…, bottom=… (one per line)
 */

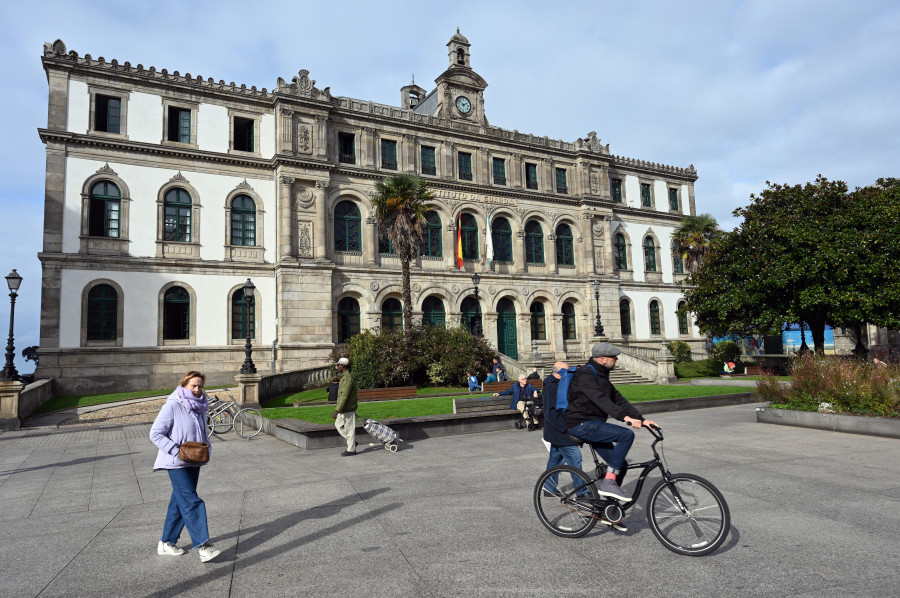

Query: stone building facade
left=36, top=32, right=700, bottom=393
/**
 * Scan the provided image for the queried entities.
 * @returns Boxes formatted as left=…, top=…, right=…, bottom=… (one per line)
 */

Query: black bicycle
left=533, top=424, right=730, bottom=556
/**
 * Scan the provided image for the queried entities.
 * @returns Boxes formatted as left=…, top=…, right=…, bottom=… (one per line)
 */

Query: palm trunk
left=400, top=248, right=413, bottom=344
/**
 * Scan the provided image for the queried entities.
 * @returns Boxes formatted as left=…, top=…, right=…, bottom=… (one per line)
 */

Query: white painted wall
left=623, top=174, right=641, bottom=209
left=59, top=269, right=276, bottom=348
left=680, top=184, right=691, bottom=215
left=197, top=103, right=228, bottom=153
left=261, top=113, right=276, bottom=158
left=63, top=157, right=276, bottom=262
left=129, top=92, right=162, bottom=144
left=67, top=80, right=89, bottom=134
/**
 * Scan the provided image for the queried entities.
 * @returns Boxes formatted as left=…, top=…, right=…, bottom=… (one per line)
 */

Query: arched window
left=89, top=181, right=121, bottom=238
left=672, top=241, right=684, bottom=274
left=163, top=286, right=190, bottom=340
left=530, top=301, right=546, bottom=340
left=562, top=302, right=577, bottom=340
left=460, top=213, right=479, bottom=260
left=231, top=194, right=256, bottom=246
left=677, top=300, right=689, bottom=335
left=378, top=233, right=394, bottom=255
left=644, top=237, right=657, bottom=272
left=525, top=220, right=544, bottom=264
left=382, top=298, right=403, bottom=332
left=87, top=284, right=117, bottom=341
left=460, top=296, right=481, bottom=335
left=555, top=223, right=574, bottom=266
left=423, top=211, right=442, bottom=257
left=334, top=201, right=361, bottom=252
left=457, top=48, right=465, bottom=64
left=614, top=233, right=628, bottom=270
left=620, top=299, right=632, bottom=336
left=422, top=295, right=445, bottom=327
left=491, top=216, right=513, bottom=262
left=337, top=297, right=360, bottom=342
left=164, top=188, right=192, bottom=242
left=649, top=300, right=661, bottom=335
left=231, top=288, right=256, bottom=340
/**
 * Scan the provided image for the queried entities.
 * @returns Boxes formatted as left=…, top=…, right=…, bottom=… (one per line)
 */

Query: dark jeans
left=162, top=466, right=209, bottom=549
left=567, top=420, right=634, bottom=472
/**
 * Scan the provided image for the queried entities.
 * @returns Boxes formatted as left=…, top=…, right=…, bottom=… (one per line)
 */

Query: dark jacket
left=327, top=381, right=339, bottom=403
left=565, top=358, right=643, bottom=428
left=526, top=372, right=540, bottom=380
left=498, top=381, right=538, bottom=410
left=541, top=375, right=578, bottom=447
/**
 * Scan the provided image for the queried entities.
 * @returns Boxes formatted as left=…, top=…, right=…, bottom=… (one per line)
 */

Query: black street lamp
left=239, top=278, right=257, bottom=374
left=591, top=279, right=605, bottom=337
left=471, top=272, right=483, bottom=338
left=1, top=269, right=22, bottom=381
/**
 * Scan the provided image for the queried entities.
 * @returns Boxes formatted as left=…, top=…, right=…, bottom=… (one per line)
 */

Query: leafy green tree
left=671, top=213, right=721, bottom=273
left=370, top=174, right=435, bottom=344
left=684, top=177, right=900, bottom=354
left=22, top=346, right=39, bottom=366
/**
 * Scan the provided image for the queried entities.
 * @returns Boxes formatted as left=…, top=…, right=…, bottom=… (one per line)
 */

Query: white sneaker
left=599, top=519, right=628, bottom=532
left=198, top=543, right=221, bottom=563
left=157, top=541, right=185, bottom=556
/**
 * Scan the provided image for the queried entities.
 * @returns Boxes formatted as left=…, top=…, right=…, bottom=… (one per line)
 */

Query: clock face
left=455, top=96, right=472, bottom=114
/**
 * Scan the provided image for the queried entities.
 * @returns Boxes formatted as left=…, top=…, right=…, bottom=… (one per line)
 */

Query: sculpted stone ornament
left=554, top=288, right=562, bottom=297
left=488, top=286, right=496, bottom=295
left=295, top=187, right=315, bottom=209
left=591, top=172, right=600, bottom=195
left=451, top=284, right=460, bottom=294
left=412, top=283, right=421, bottom=293
left=592, top=220, right=605, bottom=238
left=297, top=124, right=311, bottom=153
left=595, top=250, right=606, bottom=274
left=298, top=222, right=312, bottom=258
left=370, top=281, right=380, bottom=291
left=169, top=171, right=190, bottom=184
left=95, top=163, right=118, bottom=176
left=234, top=179, right=253, bottom=192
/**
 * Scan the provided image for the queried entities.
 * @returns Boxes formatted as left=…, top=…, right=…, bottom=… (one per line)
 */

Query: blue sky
left=1, top=0, right=898, bottom=373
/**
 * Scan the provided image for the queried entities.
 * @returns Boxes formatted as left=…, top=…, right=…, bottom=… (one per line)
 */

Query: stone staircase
left=533, top=360, right=655, bottom=385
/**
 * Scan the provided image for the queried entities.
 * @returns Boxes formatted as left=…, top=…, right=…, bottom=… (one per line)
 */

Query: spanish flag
left=456, top=214, right=464, bottom=269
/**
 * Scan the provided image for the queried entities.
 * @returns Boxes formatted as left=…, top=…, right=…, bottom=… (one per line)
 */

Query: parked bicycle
left=533, top=423, right=730, bottom=556
left=206, top=394, right=263, bottom=439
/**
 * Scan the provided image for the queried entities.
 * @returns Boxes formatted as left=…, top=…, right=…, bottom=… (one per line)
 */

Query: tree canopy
left=683, top=176, right=900, bottom=353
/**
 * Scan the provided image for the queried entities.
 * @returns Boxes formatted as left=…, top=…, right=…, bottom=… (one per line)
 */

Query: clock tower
left=433, top=28, right=488, bottom=125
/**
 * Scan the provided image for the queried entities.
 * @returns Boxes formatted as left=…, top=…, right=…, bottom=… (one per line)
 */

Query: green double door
left=496, top=298, right=517, bottom=360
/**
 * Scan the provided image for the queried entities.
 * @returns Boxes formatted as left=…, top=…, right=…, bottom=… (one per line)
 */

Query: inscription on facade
left=433, top=189, right=517, bottom=206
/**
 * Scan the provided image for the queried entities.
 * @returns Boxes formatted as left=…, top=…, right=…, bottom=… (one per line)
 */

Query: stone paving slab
left=1, top=403, right=899, bottom=597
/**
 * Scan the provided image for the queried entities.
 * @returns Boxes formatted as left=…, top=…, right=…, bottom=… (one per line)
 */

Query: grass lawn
left=262, top=384, right=751, bottom=424
left=32, top=385, right=232, bottom=416
left=263, top=385, right=468, bottom=408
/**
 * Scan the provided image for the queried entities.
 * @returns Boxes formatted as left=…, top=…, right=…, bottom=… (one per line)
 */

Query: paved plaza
left=1, top=403, right=898, bottom=598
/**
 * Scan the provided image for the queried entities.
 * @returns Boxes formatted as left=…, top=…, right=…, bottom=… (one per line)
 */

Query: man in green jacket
left=331, top=357, right=359, bottom=456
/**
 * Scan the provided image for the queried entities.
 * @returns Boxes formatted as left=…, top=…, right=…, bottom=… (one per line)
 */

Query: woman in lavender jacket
left=150, top=371, right=220, bottom=563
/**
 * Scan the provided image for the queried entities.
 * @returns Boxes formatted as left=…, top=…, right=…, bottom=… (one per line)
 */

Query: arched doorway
left=460, top=296, right=481, bottom=336
left=496, top=297, right=517, bottom=359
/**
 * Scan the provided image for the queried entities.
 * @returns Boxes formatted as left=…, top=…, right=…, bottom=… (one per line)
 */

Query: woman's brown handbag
left=177, top=441, right=210, bottom=465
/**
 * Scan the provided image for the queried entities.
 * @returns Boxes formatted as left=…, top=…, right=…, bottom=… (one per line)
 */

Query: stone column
left=278, top=176, right=295, bottom=260
left=483, top=313, right=498, bottom=351
left=314, top=181, right=329, bottom=260
left=546, top=233, right=558, bottom=272
left=542, top=158, right=552, bottom=194
left=479, top=148, right=489, bottom=185
left=364, top=216, right=377, bottom=265
left=515, top=230, right=526, bottom=274
left=279, top=108, right=294, bottom=154
left=446, top=220, right=458, bottom=271
left=549, top=314, right=564, bottom=359
left=235, top=374, right=263, bottom=408
left=510, top=153, right=522, bottom=189
left=403, top=134, right=416, bottom=173
left=0, top=380, right=24, bottom=431
left=578, top=213, right=594, bottom=276
left=362, top=127, right=375, bottom=168
left=442, top=140, right=454, bottom=179
left=315, top=116, right=328, bottom=160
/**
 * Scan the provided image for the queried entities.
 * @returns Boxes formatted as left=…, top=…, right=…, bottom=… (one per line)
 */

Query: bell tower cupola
left=447, top=27, right=471, bottom=68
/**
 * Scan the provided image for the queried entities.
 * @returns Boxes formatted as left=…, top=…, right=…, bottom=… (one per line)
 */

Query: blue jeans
left=162, top=467, right=209, bottom=549
left=544, top=445, right=584, bottom=492
left=567, top=420, right=634, bottom=472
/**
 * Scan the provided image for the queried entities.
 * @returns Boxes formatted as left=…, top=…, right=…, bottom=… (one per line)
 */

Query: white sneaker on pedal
left=599, top=519, right=628, bottom=532
left=198, top=543, right=221, bottom=563
left=157, top=541, right=185, bottom=556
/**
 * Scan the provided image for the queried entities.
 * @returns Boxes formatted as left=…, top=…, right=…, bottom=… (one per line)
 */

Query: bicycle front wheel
left=207, top=410, right=234, bottom=434
left=647, top=473, right=730, bottom=556
left=234, top=408, right=263, bottom=438
left=533, top=465, right=599, bottom=538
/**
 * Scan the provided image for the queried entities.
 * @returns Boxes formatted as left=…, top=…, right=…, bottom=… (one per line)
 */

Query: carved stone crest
left=295, top=187, right=315, bottom=210
left=451, top=284, right=460, bottom=294
left=488, top=286, right=496, bottom=295
left=95, top=163, right=118, bottom=176
left=169, top=171, right=190, bottom=185
left=592, top=220, right=605, bottom=238
left=590, top=172, right=600, bottom=195
left=234, top=179, right=253, bottom=193
left=295, top=69, right=314, bottom=94
left=370, top=281, right=380, bottom=291
left=297, top=124, right=311, bottom=154
left=298, top=222, right=312, bottom=258
left=554, top=288, right=561, bottom=297
left=412, top=283, right=421, bottom=293
left=594, top=249, right=605, bottom=274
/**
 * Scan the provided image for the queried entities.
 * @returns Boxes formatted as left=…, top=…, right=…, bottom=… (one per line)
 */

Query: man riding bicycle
left=565, top=342, right=657, bottom=501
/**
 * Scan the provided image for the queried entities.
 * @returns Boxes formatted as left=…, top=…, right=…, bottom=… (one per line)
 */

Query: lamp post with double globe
left=239, top=278, right=257, bottom=374
left=1, top=270, right=23, bottom=381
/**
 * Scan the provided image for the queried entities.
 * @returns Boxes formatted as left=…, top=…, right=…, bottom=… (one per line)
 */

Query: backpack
left=554, top=367, right=579, bottom=411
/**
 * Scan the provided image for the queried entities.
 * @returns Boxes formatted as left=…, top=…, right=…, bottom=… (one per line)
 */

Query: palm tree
left=671, top=213, right=721, bottom=273
left=371, top=174, right=435, bottom=343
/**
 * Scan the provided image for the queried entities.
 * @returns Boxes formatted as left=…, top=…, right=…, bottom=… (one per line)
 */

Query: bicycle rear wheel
left=646, top=473, right=730, bottom=556
left=234, top=408, right=263, bottom=438
left=207, top=410, right=234, bottom=434
left=533, top=466, right=599, bottom=538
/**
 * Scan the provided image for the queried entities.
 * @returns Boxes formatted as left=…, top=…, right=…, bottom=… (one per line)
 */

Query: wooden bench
left=453, top=396, right=517, bottom=414
left=481, top=379, right=543, bottom=394
left=745, top=366, right=762, bottom=376
left=357, top=386, right=417, bottom=401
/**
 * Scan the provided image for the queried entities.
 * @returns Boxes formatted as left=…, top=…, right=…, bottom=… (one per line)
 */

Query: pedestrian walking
left=332, top=357, right=359, bottom=456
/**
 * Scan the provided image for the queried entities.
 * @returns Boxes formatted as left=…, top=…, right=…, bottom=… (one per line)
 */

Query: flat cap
left=591, top=342, right=621, bottom=358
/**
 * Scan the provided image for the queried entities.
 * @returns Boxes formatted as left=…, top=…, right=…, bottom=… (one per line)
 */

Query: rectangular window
left=641, top=183, right=652, bottom=207
left=338, top=133, right=355, bottom=164
left=421, top=146, right=436, bottom=175
left=492, top=158, right=506, bottom=185
left=669, top=187, right=680, bottom=211
left=167, top=107, right=191, bottom=143
left=525, top=163, right=538, bottom=190
left=611, top=178, right=623, bottom=203
left=458, top=152, right=472, bottom=180
left=556, top=168, right=568, bottom=194
left=95, top=95, right=121, bottom=134
left=381, top=139, right=397, bottom=170
left=233, top=117, right=254, bottom=152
